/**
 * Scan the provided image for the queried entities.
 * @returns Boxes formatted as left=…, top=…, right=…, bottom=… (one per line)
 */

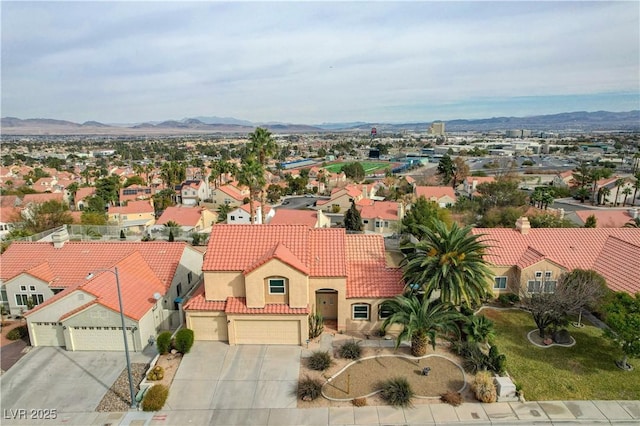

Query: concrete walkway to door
left=165, top=342, right=300, bottom=411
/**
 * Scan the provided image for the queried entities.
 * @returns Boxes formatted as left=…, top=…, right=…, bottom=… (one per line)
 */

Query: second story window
left=268, top=278, right=286, bottom=294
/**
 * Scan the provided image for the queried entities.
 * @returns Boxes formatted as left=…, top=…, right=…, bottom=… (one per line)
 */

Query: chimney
left=515, top=217, right=531, bottom=235
left=362, top=185, right=368, bottom=199
left=51, top=227, right=70, bottom=249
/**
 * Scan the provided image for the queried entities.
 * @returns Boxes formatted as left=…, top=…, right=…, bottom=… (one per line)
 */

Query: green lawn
left=323, top=161, right=393, bottom=174
left=482, top=308, right=640, bottom=400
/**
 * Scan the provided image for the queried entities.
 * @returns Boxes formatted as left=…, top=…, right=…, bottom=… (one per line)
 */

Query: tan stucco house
left=184, top=224, right=404, bottom=345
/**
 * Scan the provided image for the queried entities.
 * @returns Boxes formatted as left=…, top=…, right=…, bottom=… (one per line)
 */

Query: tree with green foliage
left=248, top=127, right=277, bottom=223
left=123, top=175, right=145, bottom=187
left=95, top=175, right=121, bottom=206
left=216, top=204, right=232, bottom=223
left=402, top=196, right=453, bottom=238
left=601, top=292, right=640, bottom=370
left=451, top=157, right=470, bottom=189
left=478, top=206, right=524, bottom=228
left=343, top=202, right=363, bottom=231
left=476, top=178, right=526, bottom=210
left=381, top=294, right=461, bottom=356
left=437, top=154, right=454, bottom=185
left=529, top=213, right=575, bottom=228
left=341, top=162, right=365, bottom=182
left=571, top=161, right=592, bottom=203
left=402, top=221, right=493, bottom=306
left=152, top=189, right=176, bottom=216
left=237, top=156, right=265, bottom=224
left=17, top=200, right=74, bottom=234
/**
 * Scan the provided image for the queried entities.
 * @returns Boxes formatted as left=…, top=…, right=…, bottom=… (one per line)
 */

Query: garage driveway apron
left=165, top=342, right=301, bottom=411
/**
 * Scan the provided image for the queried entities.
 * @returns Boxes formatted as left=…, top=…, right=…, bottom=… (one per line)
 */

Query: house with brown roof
left=414, top=186, right=457, bottom=207
left=471, top=217, right=640, bottom=296
left=153, top=205, right=216, bottom=234
left=75, top=187, right=97, bottom=210
left=210, top=184, right=248, bottom=208
left=315, top=184, right=369, bottom=213
left=1, top=230, right=203, bottom=351
left=184, top=225, right=404, bottom=345
left=108, top=200, right=155, bottom=233
left=567, top=209, right=639, bottom=228
left=463, top=176, right=496, bottom=195
left=0, top=195, right=21, bottom=238
left=552, top=170, right=574, bottom=188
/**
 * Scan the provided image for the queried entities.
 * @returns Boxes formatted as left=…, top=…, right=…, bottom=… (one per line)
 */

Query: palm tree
left=463, top=315, right=496, bottom=349
left=632, top=173, right=640, bottom=207
left=614, top=178, right=626, bottom=206
left=622, top=187, right=632, bottom=207
left=589, top=169, right=603, bottom=205
left=248, top=127, right=277, bottom=223
left=381, top=294, right=461, bottom=356
left=598, top=187, right=611, bottom=206
left=402, top=221, right=494, bottom=306
left=237, top=156, right=265, bottom=224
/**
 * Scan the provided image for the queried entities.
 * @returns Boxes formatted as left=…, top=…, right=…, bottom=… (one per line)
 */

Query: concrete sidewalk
left=1, top=400, right=638, bottom=425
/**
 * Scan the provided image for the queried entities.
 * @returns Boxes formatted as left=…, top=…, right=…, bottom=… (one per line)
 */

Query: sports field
left=323, top=161, right=394, bottom=174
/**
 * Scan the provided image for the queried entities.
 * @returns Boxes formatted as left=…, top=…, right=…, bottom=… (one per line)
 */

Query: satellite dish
left=153, top=292, right=162, bottom=300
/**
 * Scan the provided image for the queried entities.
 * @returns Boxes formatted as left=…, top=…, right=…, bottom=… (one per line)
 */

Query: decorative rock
left=553, top=329, right=571, bottom=344
left=171, top=349, right=178, bottom=355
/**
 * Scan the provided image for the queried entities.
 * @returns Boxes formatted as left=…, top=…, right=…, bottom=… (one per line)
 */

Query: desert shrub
left=307, top=351, right=332, bottom=371
left=297, top=376, right=323, bottom=401
left=6, top=325, right=28, bottom=340
left=146, top=365, right=165, bottom=381
left=488, top=345, right=507, bottom=375
left=379, top=377, right=414, bottom=407
left=174, top=328, right=194, bottom=354
left=141, top=384, right=169, bottom=411
left=338, top=340, right=361, bottom=360
left=352, top=397, right=367, bottom=407
left=156, top=331, right=172, bottom=355
left=440, top=390, right=463, bottom=406
left=473, top=371, right=497, bottom=403
left=454, top=341, right=488, bottom=373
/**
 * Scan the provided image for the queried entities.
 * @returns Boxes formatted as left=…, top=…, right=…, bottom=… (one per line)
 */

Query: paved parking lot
left=165, top=342, right=301, bottom=411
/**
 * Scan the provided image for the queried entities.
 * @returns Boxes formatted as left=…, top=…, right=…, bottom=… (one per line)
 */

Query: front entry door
left=316, top=291, right=338, bottom=319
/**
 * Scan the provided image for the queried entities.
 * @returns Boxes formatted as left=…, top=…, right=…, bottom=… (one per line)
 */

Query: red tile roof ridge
left=224, top=296, right=309, bottom=315
left=58, top=300, right=99, bottom=321
left=243, top=242, right=310, bottom=275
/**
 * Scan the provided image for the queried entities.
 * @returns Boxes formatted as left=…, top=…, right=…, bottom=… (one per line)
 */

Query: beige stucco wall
left=5, top=274, right=55, bottom=316
left=210, top=188, right=243, bottom=207
left=199, top=209, right=217, bottom=230
left=485, top=265, right=518, bottom=296
left=344, top=297, right=402, bottom=334
left=520, top=260, right=567, bottom=288
left=245, top=259, right=308, bottom=308
left=26, top=290, right=95, bottom=323
left=204, top=271, right=245, bottom=301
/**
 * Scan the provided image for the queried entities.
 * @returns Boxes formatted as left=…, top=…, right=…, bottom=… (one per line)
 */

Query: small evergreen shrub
left=156, top=331, right=172, bottom=355
left=473, top=371, right=497, bottom=403
left=497, top=293, right=520, bottom=306
left=146, top=365, right=165, bottom=381
left=488, top=345, right=507, bottom=375
left=7, top=325, right=28, bottom=340
left=141, top=384, right=169, bottom=411
left=307, top=351, right=332, bottom=371
left=352, top=397, right=367, bottom=407
left=379, top=377, right=414, bottom=407
left=174, top=328, right=194, bottom=354
left=440, top=390, right=463, bottom=406
left=338, top=340, right=361, bottom=360
left=297, top=376, right=323, bottom=401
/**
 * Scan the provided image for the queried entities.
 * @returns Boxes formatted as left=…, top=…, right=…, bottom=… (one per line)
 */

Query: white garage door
left=69, top=326, right=136, bottom=351
left=31, top=323, right=65, bottom=347
left=234, top=320, right=300, bottom=345
left=190, top=315, right=228, bottom=341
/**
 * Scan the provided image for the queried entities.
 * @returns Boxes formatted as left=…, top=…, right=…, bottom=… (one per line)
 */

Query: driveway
left=166, top=342, right=301, bottom=411
left=0, top=346, right=152, bottom=413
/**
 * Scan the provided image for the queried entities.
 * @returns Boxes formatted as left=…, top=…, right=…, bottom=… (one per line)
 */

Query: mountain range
left=1, top=110, right=638, bottom=136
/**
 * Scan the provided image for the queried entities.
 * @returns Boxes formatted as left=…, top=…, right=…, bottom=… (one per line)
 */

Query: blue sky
left=2, top=1, right=639, bottom=124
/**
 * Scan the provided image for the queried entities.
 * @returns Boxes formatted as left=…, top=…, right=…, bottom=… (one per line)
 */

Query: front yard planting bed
left=483, top=308, right=640, bottom=400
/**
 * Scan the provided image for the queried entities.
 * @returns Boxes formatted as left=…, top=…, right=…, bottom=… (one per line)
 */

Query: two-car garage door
left=234, top=320, right=300, bottom=345
left=69, top=327, right=136, bottom=351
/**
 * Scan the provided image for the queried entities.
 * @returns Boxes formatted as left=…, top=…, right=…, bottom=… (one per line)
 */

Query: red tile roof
left=244, top=242, right=310, bottom=275
left=415, top=186, right=456, bottom=200
left=345, top=234, right=404, bottom=298
left=216, top=184, right=246, bottom=201
left=156, top=205, right=204, bottom=227
left=225, top=297, right=308, bottom=315
left=22, top=193, right=64, bottom=204
left=269, top=210, right=318, bottom=227
left=183, top=285, right=227, bottom=311
left=471, top=227, right=640, bottom=294
left=108, top=199, right=154, bottom=215
left=358, top=201, right=400, bottom=220
left=75, top=187, right=96, bottom=201
left=573, top=210, right=635, bottom=228
left=1, top=241, right=189, bottom=290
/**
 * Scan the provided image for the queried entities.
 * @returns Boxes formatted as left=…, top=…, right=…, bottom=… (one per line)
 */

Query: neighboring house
left=268, top=209, right=331, bottom=228
left=414, top=186, right=457, bottom=207
left=210, top=184, right=248, bottom=207
left=75, top=187, right=97, bottom=211
left=0, top=195, right=21, bottom=239
left=358, top=201, right=405, bottom=236
left=178, top=180, right=211, bottom=206
left=226, top=202, right=274, bottom=225
left=108, top=200, right=155, bottom=233
left=1, top=230, right=203, bottom=351
left=20, top=193, right=66, bottom=221
left=119, top=185, right=153, bottom=204
left=568, top=209, right=640, bottom=228
left=471, top=217, right=640, bottom=296
left=552, top=170, right=574, bottom=188
left=315, top=184, right=367, bottom=213
left=152, top=205, right=216, bottom=234
left=184, top=225, right=403, bottom=345
left=462, top=176, right=495, bottom=195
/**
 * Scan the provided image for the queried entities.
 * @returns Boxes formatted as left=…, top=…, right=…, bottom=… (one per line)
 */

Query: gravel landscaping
left=96, top=363, right=148, bottom=412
